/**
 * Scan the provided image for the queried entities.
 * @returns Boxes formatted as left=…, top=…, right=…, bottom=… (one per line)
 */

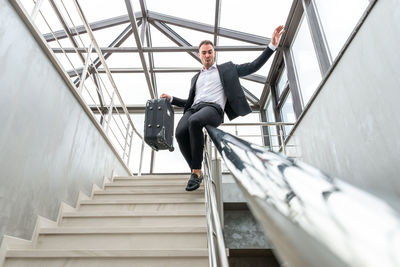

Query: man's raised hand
left=271, top=25, right=285, bottom=47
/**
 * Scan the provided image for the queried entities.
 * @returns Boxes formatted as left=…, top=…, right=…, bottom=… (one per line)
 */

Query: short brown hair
left=198, top=40, right=214, bottom=50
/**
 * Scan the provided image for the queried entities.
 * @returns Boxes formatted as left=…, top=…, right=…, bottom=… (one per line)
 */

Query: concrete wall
left=287, top=0, right=400, bottom=210
left=222, top=174, right=271, bottom=249
left=0, top=0, right=130, bottom=242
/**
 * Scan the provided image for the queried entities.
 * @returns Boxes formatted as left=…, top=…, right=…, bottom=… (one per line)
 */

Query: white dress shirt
left=170, top=43, right=277, bottom=107
left=192, top=63, right=226, bottom=110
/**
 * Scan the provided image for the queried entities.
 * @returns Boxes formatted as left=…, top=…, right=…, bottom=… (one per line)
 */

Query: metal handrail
left=205, top=125, right=400, bottom=267
left=203, top=133, right=229, bottom=267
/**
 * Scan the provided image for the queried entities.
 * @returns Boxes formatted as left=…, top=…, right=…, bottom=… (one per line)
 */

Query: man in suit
left=161, top=25, right=285, bottom=191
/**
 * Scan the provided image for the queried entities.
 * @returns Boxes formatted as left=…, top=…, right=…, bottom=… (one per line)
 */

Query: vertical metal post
left=212, top=157, right=224, bottom=228
left=126, top=128, right=134, bottom=166
left=138, top=138, right=145, bottom=176
left=279, top=124, right=286, bottom=155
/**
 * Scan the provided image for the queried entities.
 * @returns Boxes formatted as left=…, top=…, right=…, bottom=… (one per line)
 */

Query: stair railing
left=203, top=133, right=229, bottom=267
left=10, top=0, right=146, bottom=174
left=205, top=125, right=400, bottom=267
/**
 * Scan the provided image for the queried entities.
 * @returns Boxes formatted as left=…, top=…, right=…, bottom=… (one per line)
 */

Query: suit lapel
left=188, top=72, right=201, bottom=100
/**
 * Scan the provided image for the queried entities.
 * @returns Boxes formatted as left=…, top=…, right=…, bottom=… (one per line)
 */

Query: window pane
left=276, top=67, right=288, bottom=97
left=291, top=15, right=322, bottom=106
left=280, top=92, right=296, bottom=135
left=314, top=0, right=369, bottom=60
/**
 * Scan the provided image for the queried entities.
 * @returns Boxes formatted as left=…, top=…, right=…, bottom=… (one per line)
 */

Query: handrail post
left=212, top=157, right=224, bottom=228
left=138, top=137, right=145, bottom=176
left=126, top=128, right=134, bottom=166
left=279, top=124, right=286, bottom=155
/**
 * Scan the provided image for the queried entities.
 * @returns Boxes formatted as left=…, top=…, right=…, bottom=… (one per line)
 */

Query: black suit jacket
left=171, top=46, right=275, bottom=121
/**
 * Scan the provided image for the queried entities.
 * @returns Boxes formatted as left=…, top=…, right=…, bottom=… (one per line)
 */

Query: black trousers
left=175, top=103, right=223, bottom=170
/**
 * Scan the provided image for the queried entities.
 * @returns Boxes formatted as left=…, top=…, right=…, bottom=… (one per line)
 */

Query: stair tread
left=40, top=226, right=207, bottom=234
left=6, top=249, right=209, bottom=258
left=79, top=199, right=205, bottom=204
left=105, top=182, right=199, bottom=186
left=93, top=190, right=204, bottom=195
left=63, top=210, right=206, bottom=217
left=114, top=175, right=189, bottom=179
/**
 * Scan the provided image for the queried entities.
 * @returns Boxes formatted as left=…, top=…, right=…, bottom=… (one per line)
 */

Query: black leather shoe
left=185, top=173, right=203, bottom=191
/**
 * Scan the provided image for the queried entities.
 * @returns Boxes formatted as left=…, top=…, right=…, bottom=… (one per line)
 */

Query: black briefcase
left=144, top=98, right=175, bottom=151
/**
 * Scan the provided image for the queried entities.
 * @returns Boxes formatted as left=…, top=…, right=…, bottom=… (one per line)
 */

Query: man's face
left=198, top=44, right=216, bottom=70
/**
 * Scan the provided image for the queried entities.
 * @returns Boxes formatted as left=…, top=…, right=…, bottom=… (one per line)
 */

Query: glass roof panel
left=111, top=73, right=152, bottom=105
left=156, top=73, right=198, bottom=99
left=153, top=52, right=199, bottom=68
left=92, top=24, right=131, bottom=47
left=147, top=24, right=180, bottom=47
left=167, top=25, right=215, bottom=47
left=240, top=79, right=264, bottom=98
left=220, top=0, right=292, bottom=37
left=146, top=0, right=215, bottom=25
left=104, top=53, right=144, bottom=68
left=79, top=0, right=128, bottom=23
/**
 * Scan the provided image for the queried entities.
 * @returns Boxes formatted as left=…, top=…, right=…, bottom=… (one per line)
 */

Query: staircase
left=3, top=174, right=209, bottom=267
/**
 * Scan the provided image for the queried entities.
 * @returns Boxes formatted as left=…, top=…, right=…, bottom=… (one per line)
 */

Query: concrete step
left=113, top=175, right=189, bottom=182
left=5, top=249, right=209, bottom=267
left=92, top=191, right=204, bottom=201
left=108, top=180, right=191, bottom=186
left=103, top=185, right=203, bottom=192
left=60, top=211, right=206, bottom=227
left=103, top=183, right=203, bottom=192
left=79, top=199, right=205, bottom=212
left=35, top=227, right=207, bottom=249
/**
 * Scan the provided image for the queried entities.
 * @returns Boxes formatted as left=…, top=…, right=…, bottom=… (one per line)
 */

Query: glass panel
left=220, top=113, right=263, bottom=145
left=105, top=73, right=151, bottom=105
left=156, top=73, right=199, bottom=100
left=220, top=0, right=292, bottom=38
left=92, top=24, right=131, bottom=47
left=265, top=97, right=279, bottom=151
left=276, top=67, right=288, bottom=97
left=280, top=91, right=296, bottom=135
left=314, top=0, right=369, bottom=60
left=167, top=25, right=214, bottom=47
left=239, top=79, right=264, bottom=100
left=291, top=15, right=322, bottom=106
left=79, top=0, right=127, bottom=23
left=146, top=0, right=215, bottom=25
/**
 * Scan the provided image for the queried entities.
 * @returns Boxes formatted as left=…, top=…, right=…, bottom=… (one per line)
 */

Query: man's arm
left=171, top=96, right=187, bottom=108
left=235, top=25, right=284, bottom=77
left=235, top=46, right=275, bottom=77
left=160, top=93, right=187, bottom=107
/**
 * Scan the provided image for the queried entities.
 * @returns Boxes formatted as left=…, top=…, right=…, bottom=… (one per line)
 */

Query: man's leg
left=175, top=110, right=194, bottom=169
left=188, top=106, right=223, bottom=172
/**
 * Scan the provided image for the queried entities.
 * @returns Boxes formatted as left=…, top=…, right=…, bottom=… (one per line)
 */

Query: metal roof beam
left=213, top=0, right=221, bottom=46
left=43, top=13, right=142, bottom=41
left=68, top=67, right=201, bottom=77
left=151, top=21, right=201, bottom=63
left=148, top=11, right=271, bottom=45
left=125, top=0, right=155, bottom=98
left=53, top=45, right=266, bottom=53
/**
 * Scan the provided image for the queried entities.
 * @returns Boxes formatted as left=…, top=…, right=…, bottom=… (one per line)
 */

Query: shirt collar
left=201, top=63, right=217, bottom=72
